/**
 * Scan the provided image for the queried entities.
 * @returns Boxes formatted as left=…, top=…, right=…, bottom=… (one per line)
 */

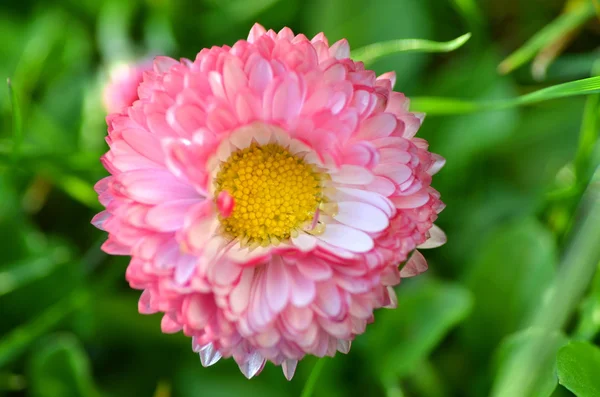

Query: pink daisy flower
left=92, top=24, right=446, bottom=379
left=102, top=60, right=153, bottom=114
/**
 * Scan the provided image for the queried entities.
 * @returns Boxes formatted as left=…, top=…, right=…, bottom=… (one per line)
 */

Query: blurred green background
left=2, top=0, right=600, bottom=396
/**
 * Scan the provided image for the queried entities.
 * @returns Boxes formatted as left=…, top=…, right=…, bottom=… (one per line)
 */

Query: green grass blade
left=515, top=75, right=600, bottom=105
left=351, top=33, right=471, bottom=66
left=7, top=79, right=23, bottom=162
left=411, top=75, right=600, bottom=115
left=574, top=72, right=600, bottom=183
left=300, top=359, right=327, bottom=397
left=498, top=0, right=595, bottom=74
left=0, top=247, right=71, bottom=297
left=491, top=168, right=600, bottom=397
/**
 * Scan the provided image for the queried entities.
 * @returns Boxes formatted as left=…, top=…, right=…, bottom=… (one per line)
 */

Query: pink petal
left=283, top=305, right=314, bottom=332
left=248, top=57, right=273, bottom=95
left=391, top=191, right=430, bottom=209
left=428, top=153, right=446, bottom=175
left=184, top=294, right=215, bottom=329
left=230, top=268, right=254, bottom=314
left=146, top=199, right=199, bottom=232
left=266, top=256, right=290, bottom=313
left=366, top=176, right=396, bottom=197
left=161, top=314, right=182, bottom=333
left=377, top=71, right=396, bottom=88
left=271, top=76, right=303, bottom=121
left=329, top=39, right=350, bottom=59
left=286, top=266, right=316, bottom=307
left=121, top=128, right=164, bottom=164
left=317, top=224, right=374, bottom=253
left=154, top=56, right=178, bottom=73
left=331, top=165, right=374, bottom=185
left=291, top=233, right=317, bottom=251
left=400, top=250, right=428, bottom=278
left=210, top=259, right=242, bottom=286
left=174, top=255, right=197, bottom=284
left=296, top=258, right=333, bottom=281
left=315, top=283, right=343, bottom=317
left=223, top=57, right=248, bottom=100
left=334, top=201, right=389, bottom=232
left=91, top=211, right=110, bottom=230
left=334, top=187, right=395, bottom=217
left=356, top=113, right=397, bottom=140
left=117, top=169, right=199, bottom=205
left=101, top=238, right=130, bottom=255
left=247, top=23, right=267, bottom=43
left=374, top=163, right=412, bottom=185
left=379, top=147, right=411, bottom=164
left=418, top=224, right=447, bottom=249
left=138, top=290, right=157, bottom=314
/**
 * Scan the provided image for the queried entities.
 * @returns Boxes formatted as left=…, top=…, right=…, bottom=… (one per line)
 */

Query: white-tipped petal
left=334, top=202, right=389, bottom=233
left=239, top=351, right=265, bottom=379
left=400, top=250, right=428, bottom=278
left=331, top=165, right=374, bottom=185
left=417, top=224, right=447, bottom=249
left=199, top=343, right=222, bottom=367
left=337, top=339, right=352, bottom=354
left=383, top=286, right=398, bottom=309
left=317, top=224, right=374, bottom=253
left=428, top=153, right=446, bottom=175
left=282, top=359, right=298, bottom=380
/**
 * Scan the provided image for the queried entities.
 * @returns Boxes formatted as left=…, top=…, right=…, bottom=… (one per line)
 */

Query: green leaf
left=351, top=33, right=471, bottom=66
left=494, top=329, right=568, bottom=397
left=0, top=290, right=89, bottom=367
left=28, top=334, right=100, bottom=397
left=362, top=278, right=473, bottom=381
left=0, top=247, right=71, bottom=297
left=411, top=75, right=600, bottom=115
left=498, top=1, right=595, bottom=74
left=462, top=218, right=557, bottom=356
left=557, top=341, right=600, bottom=397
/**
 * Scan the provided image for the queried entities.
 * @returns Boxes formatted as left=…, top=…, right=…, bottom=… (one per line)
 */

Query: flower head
left=102, top=60, right=153, bottom=114
left=92, top=24, right=446, bottom=379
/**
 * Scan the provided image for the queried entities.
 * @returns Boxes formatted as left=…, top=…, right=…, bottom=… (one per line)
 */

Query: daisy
left=93, top=23, right=446, bottom=379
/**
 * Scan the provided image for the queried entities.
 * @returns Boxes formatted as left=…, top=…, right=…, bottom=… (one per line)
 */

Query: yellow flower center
left=214, top=143, right=323, bottom=245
